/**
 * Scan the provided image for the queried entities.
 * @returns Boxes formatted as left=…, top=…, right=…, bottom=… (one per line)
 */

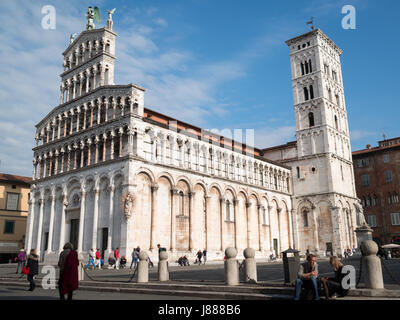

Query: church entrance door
left=70, top=219, right=79, bottom=251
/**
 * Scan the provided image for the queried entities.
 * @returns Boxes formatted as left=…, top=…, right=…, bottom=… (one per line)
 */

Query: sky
left=0, top=0, right=399, bottom=177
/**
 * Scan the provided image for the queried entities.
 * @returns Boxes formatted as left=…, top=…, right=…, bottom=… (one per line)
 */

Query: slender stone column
left=70, top=113, right=74, bottom=135
left=92, top=67, right=97, bottom=89
left=91, top=189, right=100, bottom=250
left=170, top=188, right=178, bottom=252
left=37, top=158, right=42, bottom=179
left=76, top=111, right=80, bottom=133
left=119, top=131, right=123, bottom=157
left=97, top=103, right=101, bottom=125
left=36, top=196, right=45, bottom=258
left=220, top=197, right=225, bottom=251
left=95, top=137, right=99, bottom=164
left=102, top=134, right=107, bottom=161
left=268, top=206, right=274, bottom=253
left=85, top=71, right=90, bottom=93
left=258, top=205, right=263, bottom=251
left=204, top=195, right=211, bottom=250
left=150, top=184, right=159, bottom=251
left=245, top=202, right=251, bottom=248
left=106, top=185, right=115, bottom=253
left=60, top=151, right=64, bottom=173
left=277, top=207, right=283, bottom=256
left=110, top=132, right=115, bottom=160
left=46, top=193, right=56, bottom=253
left=233, top=199, right=239, bottom=249
left=73, top=145, right=78, bottom=170
left=57, top=118, right=61, bottom=139
left=60, top=85, right=64, bottom=105
left=43, top=155, right=47, bottom=178
left=26, top=198, right=36, bottom=253
left=311, top=205, right=320, bottom=252
left=54, top=151, right=59, bottom=175
left=87, top=140, right=92, bottom=166
left=64, top=117, right=67, bottom=137
left=83, top=106, right=87, bottom=130
left=188, top=191, right=195, bottom=251
left=80, top=143, right=84, bottom=168
left=112, top=102, right=116, bottom=120
left=48, top=152, right=53, bottom=177
left=104, top=102, right=109, bottom=122
left=78, top=190, right=86, bottom=253
left=67, top=148, right=71, bottom=171
left=32, top=160, right=37, bottom=180
left=90, top=107, right=94, bottom=127
left=72, top=80, right=76, bottom=99
left=79, top=75, right=83, bottom=96
left=58, top=194, right=67, bottom=252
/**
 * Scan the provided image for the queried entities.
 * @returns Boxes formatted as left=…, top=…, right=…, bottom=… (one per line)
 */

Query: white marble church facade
left=25, top=16, right=361, bottom=263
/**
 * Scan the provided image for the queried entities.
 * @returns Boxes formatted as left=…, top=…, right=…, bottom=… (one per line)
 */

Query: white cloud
left=350, top=130, right=376, bottom=141
left=254, top=126, right=296, bottom=149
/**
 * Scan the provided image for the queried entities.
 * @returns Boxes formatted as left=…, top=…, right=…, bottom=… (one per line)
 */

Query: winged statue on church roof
left=86, top=6, right=101, bottom=30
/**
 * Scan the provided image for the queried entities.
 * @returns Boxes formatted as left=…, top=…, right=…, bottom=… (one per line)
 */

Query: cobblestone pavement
left=0, top=285, right=210, bottom=300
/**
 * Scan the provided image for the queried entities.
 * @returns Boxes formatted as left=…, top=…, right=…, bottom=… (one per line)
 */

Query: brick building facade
left=352, top=137, right=400, bottom=245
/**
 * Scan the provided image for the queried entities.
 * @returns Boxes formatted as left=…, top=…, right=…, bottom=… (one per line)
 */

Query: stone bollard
left=243, top=248, right=257, bottom=283
left=78, top=261, right=85, bottom=281
left=137, top=251, right=149, bottom=283
left=224, top=247, right=239, bottom=286
left=158, top=251, right=169, bottom=281
left=361, top=240, right=384, bottom=289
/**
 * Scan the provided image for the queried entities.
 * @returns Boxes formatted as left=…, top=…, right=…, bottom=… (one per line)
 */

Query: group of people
left=178, top=255, right=190, bottom=266
left=194, top=249, right=207, bottom=265
left=294, top=254, right=350, bottom=300
left=343, top=247, right=357, bottom=259
left=21, top=243, right=79, bottom=300
left=83, top=248, right=126, bottom=270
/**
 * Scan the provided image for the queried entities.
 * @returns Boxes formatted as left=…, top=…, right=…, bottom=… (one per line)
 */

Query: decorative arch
left=134, top=167, right=155, bottom=184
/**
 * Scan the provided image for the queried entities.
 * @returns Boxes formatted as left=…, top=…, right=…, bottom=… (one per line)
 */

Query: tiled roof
left=0, top=173, right=32, bottom=185
left=352, top=141, right=400, bottom=156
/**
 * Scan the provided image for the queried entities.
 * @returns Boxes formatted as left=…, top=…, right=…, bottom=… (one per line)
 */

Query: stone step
left=0, top=279, right=292, bottom=300
left=78, top=280, right=293, bottom=295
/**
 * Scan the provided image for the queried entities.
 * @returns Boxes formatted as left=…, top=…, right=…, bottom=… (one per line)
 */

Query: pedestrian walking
left=130, top=248, right=139, bottom=269
left=26, top=249, right=39, bottom=291
left=60, top=246, right=79, bottom=300
left=16, top=249, right=26, bottom=273
left=84, top=248, right=96, bottom=269
left=114, top=248, right=119, bottom=269
left=202, top=249, right=207, bottom=265
left=196, top=250, right=203, bottom=265
left=95, top=249, right=101, bottom=270
left=58, top=242, right=72, bottom=300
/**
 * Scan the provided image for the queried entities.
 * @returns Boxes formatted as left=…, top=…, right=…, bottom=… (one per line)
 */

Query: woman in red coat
left=61, top=249, right=79, bottom=300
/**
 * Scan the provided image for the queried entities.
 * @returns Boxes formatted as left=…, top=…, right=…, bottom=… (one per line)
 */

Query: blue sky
left=0, top=0, right=399, bottom=177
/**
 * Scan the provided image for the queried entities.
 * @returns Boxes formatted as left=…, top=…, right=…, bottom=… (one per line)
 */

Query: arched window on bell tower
left=303, top=209, right=308, bottom=227
left=305, top=61, right=309, bottom=74
left=334, top=115, right=338, bottom=130
left=300, top=62, right=305, bottom=76
left=309, top=59, right=312, bottom=72
left=304, top=87, right=309, bottom=101
left=309, top=85, right=314, bottom=99
left=308, top=112, right=315, bottom=127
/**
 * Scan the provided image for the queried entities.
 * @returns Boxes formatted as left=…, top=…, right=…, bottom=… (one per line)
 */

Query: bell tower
left=278, top=29, right=360, bottom=257
left=285, top=28, right=356, bottom=198
left=59, top=24, right=117, bottom=106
